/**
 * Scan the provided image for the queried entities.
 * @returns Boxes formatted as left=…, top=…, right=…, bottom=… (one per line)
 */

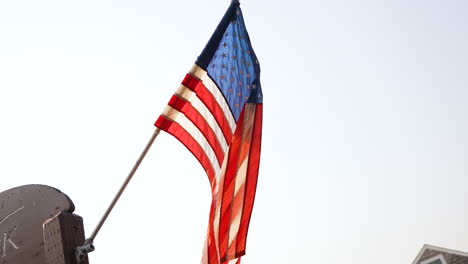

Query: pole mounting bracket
left=75, top=238, right=95, bottom=264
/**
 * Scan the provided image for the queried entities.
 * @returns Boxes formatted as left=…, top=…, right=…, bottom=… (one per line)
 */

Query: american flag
left=154, top=1, right=262, bottom=264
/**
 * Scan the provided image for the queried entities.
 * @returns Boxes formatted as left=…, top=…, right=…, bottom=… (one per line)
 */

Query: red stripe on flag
left=227, top=181, right=246, bottom=258
left=182, top=74, right=233, bottom=143
left=207, top=199, right=219, bottom=264
left=227, top=105, right=256, bottom=260
left=217, top=106, right=247, bottom=262
left=155, top=115, right=216, bottom=185
left=167, top=95, right=225, bottom=166
left=235, top=104, right=263, bottom=255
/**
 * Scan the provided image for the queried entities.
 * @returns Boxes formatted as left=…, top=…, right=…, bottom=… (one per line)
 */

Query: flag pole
left=76, top=128, right=161, bottom=262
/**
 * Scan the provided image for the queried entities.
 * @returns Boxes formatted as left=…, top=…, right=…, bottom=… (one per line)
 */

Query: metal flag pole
left=76, top=128, right=161, bottom=263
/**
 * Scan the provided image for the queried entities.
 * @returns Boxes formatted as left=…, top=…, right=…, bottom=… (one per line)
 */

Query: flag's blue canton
left=207, top=7, right=262, bottom=121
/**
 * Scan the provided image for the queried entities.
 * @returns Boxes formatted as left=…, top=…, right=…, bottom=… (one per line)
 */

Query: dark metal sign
left=0, top=184, right=74, bottom=264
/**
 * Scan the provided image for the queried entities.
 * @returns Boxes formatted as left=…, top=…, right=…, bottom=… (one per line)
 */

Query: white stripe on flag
left=228, top=157, right=249, bottom=246
left=162, top=105, right=221, bottom=174
left=227, top=105, right=255, bottom=248
left=190, top=65, right=236, bottom=132
left=227, top=258, right=239, bottom=264
left=175, top=84, right=229, bottom=152
left=201, top=236, right=209, bottom=264
left=209, top=152, right=230, bottom=264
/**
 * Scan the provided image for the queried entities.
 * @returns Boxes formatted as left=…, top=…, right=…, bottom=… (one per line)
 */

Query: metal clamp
left=75, top=238, right=95, bottom=264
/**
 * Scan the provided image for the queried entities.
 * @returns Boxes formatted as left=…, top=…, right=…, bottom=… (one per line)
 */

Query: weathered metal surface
left=43, top=212, right=88, bottom=264
left=0, top=184, right=74, bottom=264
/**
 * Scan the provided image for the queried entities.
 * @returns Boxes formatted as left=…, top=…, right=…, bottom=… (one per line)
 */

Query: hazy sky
left=1, top=0, right=468, bottom=263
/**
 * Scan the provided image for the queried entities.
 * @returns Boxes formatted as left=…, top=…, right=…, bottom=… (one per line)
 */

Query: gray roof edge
left=412, top=244, right=468, bottom=264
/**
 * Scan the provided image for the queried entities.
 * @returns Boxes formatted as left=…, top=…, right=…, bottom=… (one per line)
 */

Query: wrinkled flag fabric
left=155, top=1, right=262, bottom=263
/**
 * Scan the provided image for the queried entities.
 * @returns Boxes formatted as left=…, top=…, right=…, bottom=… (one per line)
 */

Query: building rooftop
left=413, top=245, right=468, bottom=264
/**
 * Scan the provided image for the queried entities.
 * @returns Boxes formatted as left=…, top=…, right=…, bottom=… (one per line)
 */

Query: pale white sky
left=1, top=0, right=468, bottom=263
